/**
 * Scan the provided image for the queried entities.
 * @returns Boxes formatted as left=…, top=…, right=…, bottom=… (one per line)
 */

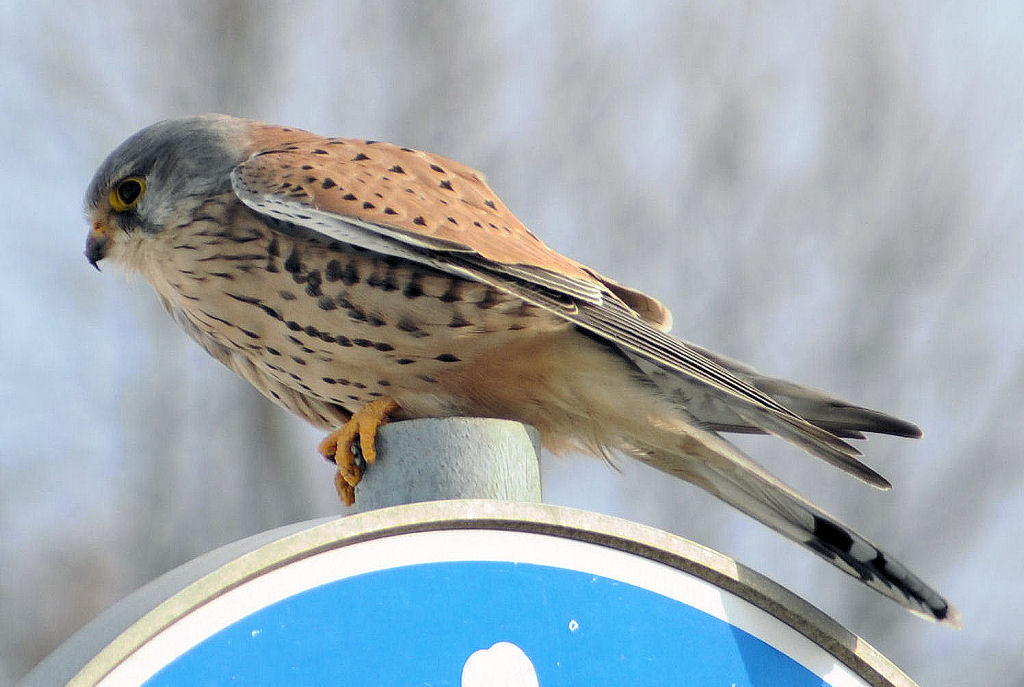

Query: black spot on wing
left=439, top=281, right=462, bottom=303
left=403, top=274, right=424, bottom=299
left=475, top=289, right=500, bottom=309
left=284, top=248, right=301, bottom=274
left=304, top=270, right=323, bottom=297
left=325, top=260, right=344, bottom=282
left=367, top=269, right=399, bottom=292
left=396, top=317, right=422, bottom=334
left=341, top=262, right=360, bottom=285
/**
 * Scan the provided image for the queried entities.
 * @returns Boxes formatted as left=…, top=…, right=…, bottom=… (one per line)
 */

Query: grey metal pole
left=352, top=417, right=542, bottom=512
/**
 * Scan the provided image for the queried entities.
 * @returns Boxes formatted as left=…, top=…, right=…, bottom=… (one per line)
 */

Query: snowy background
left=2, top=2, right=1022, bottom=684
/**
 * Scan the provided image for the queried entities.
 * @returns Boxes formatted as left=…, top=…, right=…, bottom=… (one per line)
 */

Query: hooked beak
left=85, top=222, right=110, bottom=270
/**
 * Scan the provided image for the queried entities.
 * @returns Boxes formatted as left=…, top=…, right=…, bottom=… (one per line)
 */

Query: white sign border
left=101, top=528, right=867, bottom=687
left=62, top=501, right=912, bottom=687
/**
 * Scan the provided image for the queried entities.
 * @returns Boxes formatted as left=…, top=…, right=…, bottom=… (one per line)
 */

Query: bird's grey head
left=84, top=114, right=253, bottom=266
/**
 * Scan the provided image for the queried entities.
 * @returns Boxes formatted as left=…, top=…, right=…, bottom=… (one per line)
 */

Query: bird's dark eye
left=110, top=177, right=146, bottom=211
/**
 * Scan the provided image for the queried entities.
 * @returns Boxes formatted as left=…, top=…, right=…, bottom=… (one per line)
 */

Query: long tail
left=627, top=417, right=959, bottom=626
left=680, top=343, right=923, bottom=440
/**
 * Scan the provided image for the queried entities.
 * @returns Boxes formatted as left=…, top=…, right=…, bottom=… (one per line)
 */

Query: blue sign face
left=145, top=560, right=826, bottom=687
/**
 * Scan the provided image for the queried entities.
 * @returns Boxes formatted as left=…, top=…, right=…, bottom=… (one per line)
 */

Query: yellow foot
left=318, top=398, right=400, bottom=506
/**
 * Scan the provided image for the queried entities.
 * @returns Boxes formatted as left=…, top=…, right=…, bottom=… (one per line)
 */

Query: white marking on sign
left=462, top=642, right=539, bottom=687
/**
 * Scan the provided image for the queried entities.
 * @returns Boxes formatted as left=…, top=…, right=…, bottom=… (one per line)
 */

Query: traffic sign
left=26, top=501, right=914, bottom=686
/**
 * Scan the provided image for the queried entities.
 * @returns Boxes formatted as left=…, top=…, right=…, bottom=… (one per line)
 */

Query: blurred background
left=2, top=1, right=1021, bottom=684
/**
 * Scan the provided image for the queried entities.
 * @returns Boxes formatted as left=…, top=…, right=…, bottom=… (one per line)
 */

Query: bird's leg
left=318, top=397, right=400, bottom=506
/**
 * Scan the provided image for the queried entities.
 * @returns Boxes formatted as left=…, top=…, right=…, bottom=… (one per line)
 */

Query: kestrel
left=85, top=115, right=957, bottom=625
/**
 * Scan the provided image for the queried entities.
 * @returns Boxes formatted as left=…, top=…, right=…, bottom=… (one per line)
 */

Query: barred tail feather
left=629, top=421, right=959, bottom=626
